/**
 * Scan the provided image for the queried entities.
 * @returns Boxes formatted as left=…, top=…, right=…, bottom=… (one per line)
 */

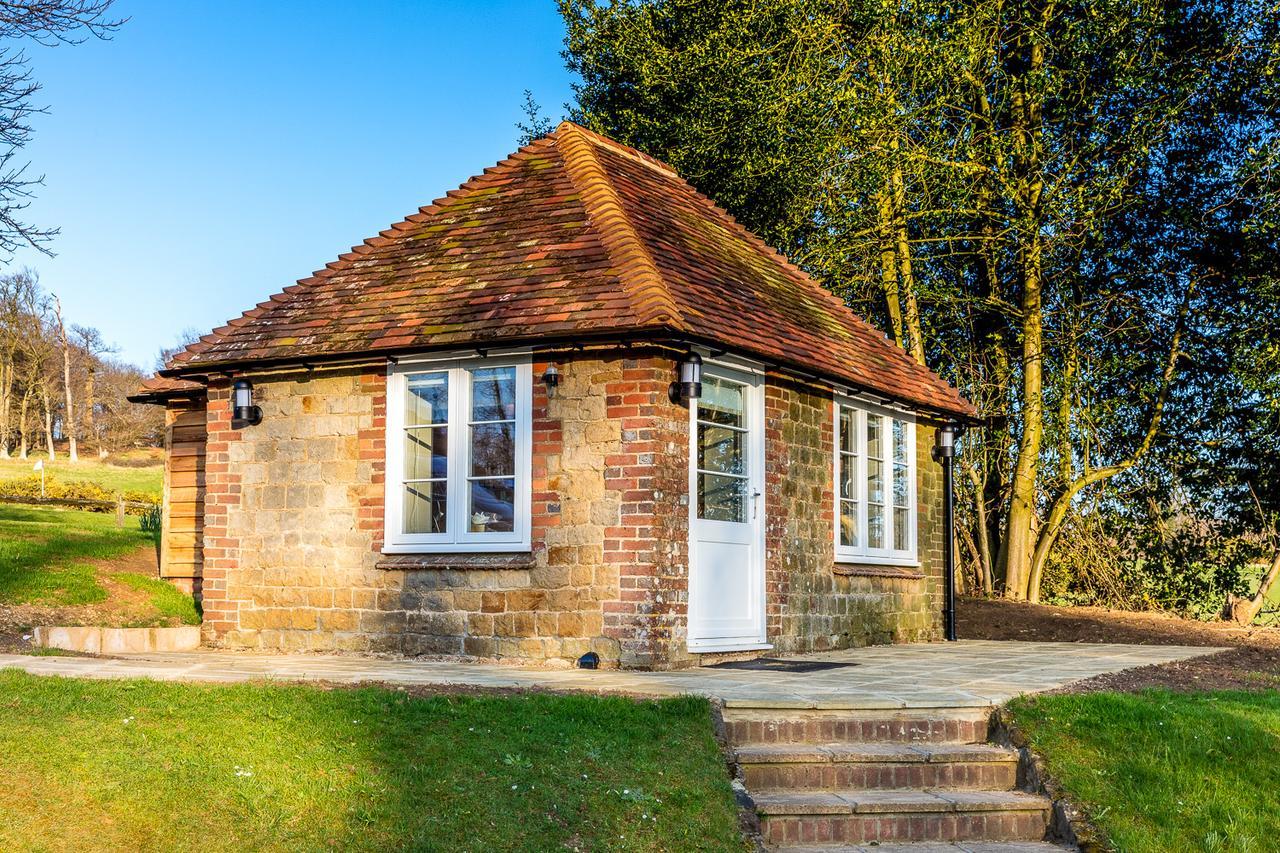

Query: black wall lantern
left=931, top=422, right=962, bottom=641
left=541, top=363, right=561, bottom=397
left=231, top=378, right=263, bottom=429
left=668, top=351, right=703, bottom=404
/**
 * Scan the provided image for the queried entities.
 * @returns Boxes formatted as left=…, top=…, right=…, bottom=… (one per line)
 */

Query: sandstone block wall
left=763, top=376, right=943, bottom=655
left=196, top=353, right=942, bottom=667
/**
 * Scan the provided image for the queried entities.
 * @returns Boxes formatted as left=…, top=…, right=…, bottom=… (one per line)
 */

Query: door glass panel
left=699, top=472, right=747, bottom=522
left=699, top=377, right=744, bottom=427
left=697, top=376, right=749, bottom=522
left=698, top=423, right=745, bottom=475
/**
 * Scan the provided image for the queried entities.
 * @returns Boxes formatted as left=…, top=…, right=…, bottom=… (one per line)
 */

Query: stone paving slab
left=0, top=640, right=1220, bottom=708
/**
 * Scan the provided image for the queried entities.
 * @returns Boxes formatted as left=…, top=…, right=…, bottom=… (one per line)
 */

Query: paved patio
left=0, top=640, right=1220, bottom=708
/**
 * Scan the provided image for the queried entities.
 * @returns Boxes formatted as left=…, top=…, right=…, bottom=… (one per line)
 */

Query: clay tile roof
left=163, top=122, right=972, bottom=418
left=128, top=374, right=205, bottom=404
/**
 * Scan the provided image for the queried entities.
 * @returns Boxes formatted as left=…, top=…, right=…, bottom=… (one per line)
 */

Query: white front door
left=687, top=364, right=767, bottom=652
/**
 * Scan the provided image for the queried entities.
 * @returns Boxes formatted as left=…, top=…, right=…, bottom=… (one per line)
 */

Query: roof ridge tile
left=553, top=122, right=684, bottom=332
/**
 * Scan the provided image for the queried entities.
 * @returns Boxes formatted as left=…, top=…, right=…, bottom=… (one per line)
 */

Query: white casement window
left=384, top=356, right=532, bottom=553
left=834, top=399, right=917, bottom=566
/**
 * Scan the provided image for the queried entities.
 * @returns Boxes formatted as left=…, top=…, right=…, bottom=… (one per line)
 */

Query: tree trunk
left=877, top=189, right=906, bottom=349
left=40, top=385, right=55, bottom=460
left=0, top=360, right=10, bottom=458
left=889, top=162, right=926, bottom=365
left=997, top=7, right=1049, bottom=601
left=85, top=362, right=98, bottom=456
left=17, top=385, right=30, bottom=458
left=1228, top=551, right=1280, bottom=625
left=54, top=296, right=77, bottom=462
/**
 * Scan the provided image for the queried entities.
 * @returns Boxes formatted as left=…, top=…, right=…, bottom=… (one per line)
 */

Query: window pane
left=698, top=422, right=745, bottom=475
left=839, top=453, right=856, bottom=499
left=867, top=458, right=884, bottom=505
left=698, top=377, right=744, bottom=428
left=470, top=422, right=515, bottom=477
left=840, top=499, right=858, bottom=547
left=405, top=372, right=448, bottom=425
left=892, top=419, right=909, bottom=464
left=894, top=507, right=910, bottom=551
left=866, top=415, right=883, bottom=459
left=893, top=464, right=910, bottom=508
left=404, top=426, right=448, bottom=480
left=404, top=481, right=447, bottom=534
left=470, top=477, right=515, bottom=532
left=867, top=504, right=884, bottom=549
left=471, top=366, right=517, bottom=421
left=699, top=472, right=746, bottom=522
left=839, top=407, right=856, bottom=453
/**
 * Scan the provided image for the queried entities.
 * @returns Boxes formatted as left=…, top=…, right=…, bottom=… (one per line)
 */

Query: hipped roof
left=157, top=122, right=972, bottom=418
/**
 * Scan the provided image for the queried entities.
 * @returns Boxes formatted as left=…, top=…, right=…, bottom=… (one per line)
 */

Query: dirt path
left=959, top=596, right=1280, bottom=692
left=0, top=545, right=166, bottom=653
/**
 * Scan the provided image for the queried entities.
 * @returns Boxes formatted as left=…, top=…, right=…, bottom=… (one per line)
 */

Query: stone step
left=753, top=788, right=1052, bottom=847
left=774, top=843, right=1071, bottom=852
left=723, top=706, right=994, bottom=746
left=737, top=742, right=1019, bottom=791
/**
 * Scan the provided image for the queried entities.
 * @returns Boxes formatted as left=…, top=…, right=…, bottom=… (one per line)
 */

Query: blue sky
left=10, top=1, right=575, bottom=369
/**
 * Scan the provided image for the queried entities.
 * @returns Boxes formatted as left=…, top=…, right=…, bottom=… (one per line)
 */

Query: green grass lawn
left=0, top=456, right=162, bottom=498
left=1009, top=690, right=1280, bottom=852
left=112, top=572, right=201, bottom=625
left=0, top=672, right=745, bottom=852
left=0, top=505, right=154, bottom=605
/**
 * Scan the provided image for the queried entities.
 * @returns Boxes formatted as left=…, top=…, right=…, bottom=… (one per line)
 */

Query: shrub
left=0, top=475, right=159, bottom=515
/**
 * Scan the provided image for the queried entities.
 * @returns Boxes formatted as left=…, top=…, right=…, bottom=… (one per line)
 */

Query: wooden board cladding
left=161, top=399, right=206, bottom=580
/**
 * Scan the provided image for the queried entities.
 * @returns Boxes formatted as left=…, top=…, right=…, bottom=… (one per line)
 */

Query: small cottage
left=132, top=123, right=973, bottom=669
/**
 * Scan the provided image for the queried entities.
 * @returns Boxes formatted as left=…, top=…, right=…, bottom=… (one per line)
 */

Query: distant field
left=0, top=455, right=163, bottom=498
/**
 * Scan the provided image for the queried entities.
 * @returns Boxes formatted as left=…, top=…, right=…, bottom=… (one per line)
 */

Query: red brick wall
left=199, top=379, right=244, bottom=642
left=601, top=357, right=692, bottom=668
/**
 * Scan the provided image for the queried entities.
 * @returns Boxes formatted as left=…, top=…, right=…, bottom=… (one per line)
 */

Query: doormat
left=707, top=658, right=857, bottom=673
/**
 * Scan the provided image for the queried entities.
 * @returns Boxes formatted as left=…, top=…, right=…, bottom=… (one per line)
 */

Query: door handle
left=751, top=490, right=762, bottom=520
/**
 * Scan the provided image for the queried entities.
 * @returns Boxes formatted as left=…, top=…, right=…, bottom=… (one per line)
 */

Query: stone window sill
left=832, top=563, right=925, bottom=581
left=376, top=553, right=536, bottom=571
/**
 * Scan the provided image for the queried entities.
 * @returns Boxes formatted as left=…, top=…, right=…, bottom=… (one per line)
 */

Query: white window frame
left=384, top=355, right=533, bottom=553
left=833, top=397, right=918, bottom=567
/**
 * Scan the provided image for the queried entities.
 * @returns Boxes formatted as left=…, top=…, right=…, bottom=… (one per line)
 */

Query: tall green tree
left=559, top=0, right=1279, bottom=601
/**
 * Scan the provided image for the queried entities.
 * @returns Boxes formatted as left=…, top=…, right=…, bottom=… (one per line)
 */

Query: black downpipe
left=932, top=423, right=960, bottom=641
left=942, top=452, right=956, bottom=641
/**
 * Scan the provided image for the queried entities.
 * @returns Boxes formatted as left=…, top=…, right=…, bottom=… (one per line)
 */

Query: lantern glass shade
left=678, top=352, right=703, bottom=400
left=679, top=352, right=702, bottom=386
left=233, top=379, right=253, bottom=410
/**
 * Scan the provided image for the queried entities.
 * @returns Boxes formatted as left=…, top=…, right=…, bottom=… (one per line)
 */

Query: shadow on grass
left=0, top=672, right=746, bottom=852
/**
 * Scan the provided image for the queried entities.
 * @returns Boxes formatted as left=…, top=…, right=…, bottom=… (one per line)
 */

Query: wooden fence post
left=116, top=493, right=125, bottom=528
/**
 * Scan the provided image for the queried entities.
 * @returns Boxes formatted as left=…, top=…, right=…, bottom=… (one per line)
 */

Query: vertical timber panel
left=161, top=398, right=206, bottom=581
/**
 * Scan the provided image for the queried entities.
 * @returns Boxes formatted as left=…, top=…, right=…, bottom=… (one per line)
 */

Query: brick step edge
left=724, top=708, right=995, bottom=746
left=753, top=789, right=1051, bottom=817
left=773, top=842, right=1074, bottom=852
left=736, top=743, right=1019, bottom=764
left=744, top=760, right=1018, bottom=792
left=760, top=808, right=1052, bottom=847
